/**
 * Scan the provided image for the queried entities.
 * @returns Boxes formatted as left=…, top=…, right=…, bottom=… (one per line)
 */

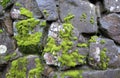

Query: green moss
left=61, top=70, right=83, bottom=78
left=15, top=2, right=21, bottom=7
left=89, top=36, right=98, bottom=43
left=58, top=50, right=85, bottom=67
left=14, top=18, right=42, bottom=53
left=40, top=20, right=46, bottom=27
left=28, top=58, right=43, bottom=78
left=98, top=48, right=109, bottom=70
left=43, top=9, right=49, bottom=17
left=90, top=16, right=94, bottom=24
left=100, top=39, right=106, bottom=44
left=64, top=13, right=74, bottom=23
left=20, top=7, right=33, bottom=18
left=77, top=43, right=88, bottom=48
left=0, top=0, right=10, bottom=8
left=4, top=52, right=17, bottom=61
left=80, top=13, right=87, bottom=22
left=0, top=29, right=3, bottom=33
left=6, top=57, right=27, bottom=78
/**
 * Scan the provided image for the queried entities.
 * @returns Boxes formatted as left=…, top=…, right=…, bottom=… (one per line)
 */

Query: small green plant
left=15, top=2, right=21, bottom=7
left=89, top=36, right=98, bottom=43
left=80, top=13, right=87, bottom=22
left=43, top=9, right=49, bottom=17
left=40, top=20, right=46, bottom=27
left=90, top=16, right=94, bottom=24
left=100, top=39, right=106, bottom=44
left=77, top=43, right=88, bottom=48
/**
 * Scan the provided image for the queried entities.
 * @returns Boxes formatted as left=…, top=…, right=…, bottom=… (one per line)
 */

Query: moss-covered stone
left=14, top=18, right=42, bottom=54
left=28, top=58, right=44, bottom=78
left=4, top=52, right=17, bottom=61
left=6, top=57, right=27, bottom=78
left=0, top=0, right=10, bottom=8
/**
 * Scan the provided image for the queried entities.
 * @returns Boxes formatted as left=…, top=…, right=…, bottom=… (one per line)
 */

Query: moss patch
left=28, top=58, right=44, bottom=78
left=6, top=57, right=27, bottom=78
left=0, top=0, right=10, bottom=8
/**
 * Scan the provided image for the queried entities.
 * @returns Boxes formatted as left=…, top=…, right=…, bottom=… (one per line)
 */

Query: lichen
left=20, top=7, right=33, bottom=18
left=6, top=57, right=27, bottom=78
left=61, top=70, right=83, bottom=78
left=28, top=58, right=43, bottom=78
left=80, top=13, right=87, bottom=22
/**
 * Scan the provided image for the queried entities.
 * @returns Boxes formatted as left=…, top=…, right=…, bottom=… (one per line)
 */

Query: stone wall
left=0, top=0, right=120, bottom=78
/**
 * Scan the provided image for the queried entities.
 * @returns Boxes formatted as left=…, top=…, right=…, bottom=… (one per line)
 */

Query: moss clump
left=77, top=43, right=88, bottom=48
left=0, top=29, right=3, bottom=33
left=98, top=48, right=109, bottom=70
left=28, top=58, right=43, bottom=78
left=89, top=36, right=98, bottom=43
left=4, top=52, right=17, bottom=61
left=40, top=20, right=47, bottom=27
left=0, top=0, right=10, bottom=8
left=58, top=50, right=85, bottom=67
left=100, top=39, right=105, bottom=44
left=6, top=57, right=27, bottom=78
left=90, top=16, right=94, bottom=24
left=43, top=9, right=49, bottom=17
left=61, top=70, right=83, bottom=78
left=14, top=17, right=42, bottom=53
left=15, top=2, right=21, bottom=7
left=64, top=13, right=74, bottom=23
left=20, top=7, right=33, bottom=18
left=80, top=13, right=87, bottom=22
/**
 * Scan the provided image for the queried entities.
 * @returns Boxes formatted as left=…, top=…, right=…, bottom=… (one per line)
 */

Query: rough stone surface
left=59, top=0, right=98, bottom=33
left=104, top=0, right=120, bottom=12
left=36, top=0, right=58, bottom=21
left=100, top=13, right=120, bottom=44
left=89, top=37, right=120, bottom=69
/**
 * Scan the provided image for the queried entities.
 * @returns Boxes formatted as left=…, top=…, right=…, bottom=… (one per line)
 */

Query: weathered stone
left=89, top=37, right=120, bottom=69
left=83, top=69, right=120, bottom=78
left=10, top=0, right=42, bottom=20
left=36, top=0, right=58, bottom=21
left=59, top=0, right=98, bottom=33
left=0, top=5, right=4, bottom=16
left=5, top=55, right=44, bottom=78
left=104, top=0, right=120, bottom=12
left=100, top=13, right=120, bottom=44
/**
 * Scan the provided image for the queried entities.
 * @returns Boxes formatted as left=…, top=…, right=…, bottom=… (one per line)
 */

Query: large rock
left=104, top=0, right=120, bottom=12
left=88, top=36, right=120, bottom=69
left=36, top=0, right=58, bottom=21
left=59, top=0, right=98, bottom=33
left=10, top=0, right=42, bottom=20
left=100, top=13, right=120, bottom=44
left=43, top=22, right=88, bottom=70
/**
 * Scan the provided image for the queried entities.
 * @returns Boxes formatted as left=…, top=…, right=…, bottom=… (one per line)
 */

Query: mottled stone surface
left=59, top=0, right=98, bottom=33
left=36, top=0, right=58, bottom=21
left=100, top=13, right=120, bottom=44
left=104, top=0, right=120, bottom=12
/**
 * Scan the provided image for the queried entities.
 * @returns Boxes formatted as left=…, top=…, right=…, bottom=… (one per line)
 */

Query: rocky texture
left=59, top=0, right=98, bottom=33
left=0, top=0, right=120, bottom=78
left=104, top=0, right=120, bottom=12
left=100, top=13, right=120, bottom=44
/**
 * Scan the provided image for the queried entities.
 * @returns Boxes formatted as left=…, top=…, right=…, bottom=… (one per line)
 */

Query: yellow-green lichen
left=6, top=57, right=27, bottom=78
left=20, top=7, right=33, bottom=18
left=61, top=70, right=83, bottom=78
left=28, top=58, right=43, bottom=78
